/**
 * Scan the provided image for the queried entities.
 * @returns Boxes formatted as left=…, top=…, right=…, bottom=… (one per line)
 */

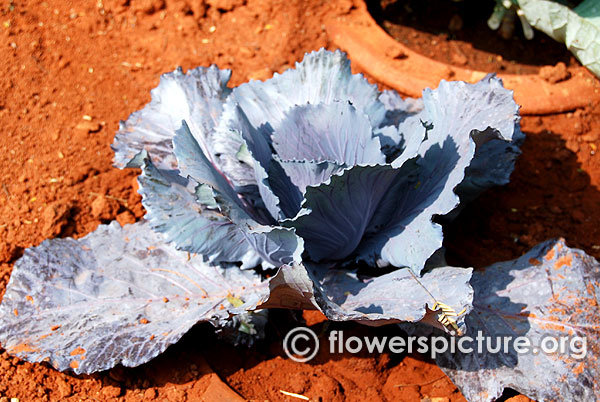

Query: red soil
left=0, top=0, right=598, bottom=400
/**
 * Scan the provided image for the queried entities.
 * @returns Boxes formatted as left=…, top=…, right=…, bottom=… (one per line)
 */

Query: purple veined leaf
left=267, top=100, right=386, bottom=220
left=230, top=105, right=285, bottom=222
left=281, top=138, right=458, bottom=270
left=378, top=90, right=424, bottom=129
left=252, top=161, right=286, bottom=222
left=370, top=149, right=488, bottom=274
left=223, top=48, right=386, bottom=132
left=231, top=105, right=273, bottom=168
left=354, top=76, right=522, bottom=273
left=271, top=101, right=385, bottom=166
left=0, top=221, right=270, bottom=374
left=276, top=158, right=346, bottom=195
left=417, top=75, right=520, bottom=157
left=376, top=91, right=426, bottom=163
left=421, top=240, right=600, bottom=402
left=173, top=121, right=304, bottom=267
left=209, top=105, right=256, bottom=188
left=211, top=48, right=387, bottom=188
left=112, top=65, right=231, bottom=171
left=260, top=263, right=323, bottom=311
left=315, top=265, right=473, bottom=332
left=131, top=150, right=263, bottom=268
left=223, top=105, right=328, bottom=221
left=173, top=120, right=244, bottom=207
left=242, top=100, right=382, bottom=220
left=379, top=76, right=522, bottom=219
left=285, top=164, right=405, bottom=262
left=264, top=160, right=305, bottom=220
left=416, top=76, right=522, bottom=208
left=359, top=138, right=464, bottom=273
left=261, top=262, right=473, bottom=332
left=420, top=75, right=522, bottom=215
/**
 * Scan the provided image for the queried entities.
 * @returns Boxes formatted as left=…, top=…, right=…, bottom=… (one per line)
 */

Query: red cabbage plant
left=0, top=49, right=597, bottom=402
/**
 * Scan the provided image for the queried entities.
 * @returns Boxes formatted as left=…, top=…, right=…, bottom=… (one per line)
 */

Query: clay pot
left=326, top=1, right=600, bottom=114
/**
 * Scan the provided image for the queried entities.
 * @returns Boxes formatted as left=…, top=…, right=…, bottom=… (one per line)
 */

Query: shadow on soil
left=445, top=129, right=600, bottom=268
left=367, top=0, right=573, bottom=68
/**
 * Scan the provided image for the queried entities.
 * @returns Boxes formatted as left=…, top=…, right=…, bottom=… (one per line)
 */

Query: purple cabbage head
left=114, top=49, right=523, bottom=274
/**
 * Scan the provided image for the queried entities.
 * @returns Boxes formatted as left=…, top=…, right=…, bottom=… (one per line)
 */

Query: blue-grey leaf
left=277, top=158, right=346, bottom=195
left=388, top=116, right=428, bottom=168
left=260, top=262, right=323, bottom=311
left=272, top=101, right=385, bottom=166
left=453, top=130, right=524, bottom=211
left=419, top=75, right=521, bottom=206
left=316, top=265, right=473, bottom=332
left=419, top=76, right=519, bottom=150
left=173, top=122, right=303, bottom=267
left=265, top=160, right=304, bottom=219
left=224, top=48, right=386, bottom=131
left=211, top=49, right=386, bottom=185
left=427, top=240, right=600, bottom=402
left=252, top=161, right=284, bottom=222
left=355, top=141, right=456, bottom=274
left=376, top=90, right=425, bottom=162
left=135, top=151, right=263, bottom=268
left=0, top=221, right=269, bottom=374
left=232, top=105, right=273, bottom=168
left=262, top=262, right=473, bottom=332
left=285, top=164, right=406, bottom=262
left=112, top=65, right=231, bottom=170
left=210, top=112, right=256, bottom=187
left=231, top=105, right=283, bottom=221
left=381, top=77, right=522, bottom=214
left=173, top=121, right=244, bottom=206
left=356, top=76, right=521, bottom=272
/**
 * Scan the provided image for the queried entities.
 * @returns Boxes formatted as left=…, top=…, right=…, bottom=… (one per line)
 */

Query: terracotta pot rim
left=326, top=1, right=600, bottom=115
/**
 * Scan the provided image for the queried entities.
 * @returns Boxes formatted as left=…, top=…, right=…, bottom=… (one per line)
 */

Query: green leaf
left=518, top=0, right=600, bottom=77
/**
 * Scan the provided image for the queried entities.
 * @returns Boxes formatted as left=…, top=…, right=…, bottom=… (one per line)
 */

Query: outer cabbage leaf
left=407, top=240, right=600, bottom=402
left=262, top=262, right=473, bottom=333
left=519, top=0, right=600, bottom=77
left=131, top=150, right=262, bottom=268
left=0, top=219, right=472, bottom=375
left=0, top=221, right=269, bottom=374
left=112, top=65, right=231, bottom=170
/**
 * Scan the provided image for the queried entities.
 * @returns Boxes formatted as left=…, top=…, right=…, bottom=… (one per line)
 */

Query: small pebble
left=144, top=388, right=157, bottom=399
